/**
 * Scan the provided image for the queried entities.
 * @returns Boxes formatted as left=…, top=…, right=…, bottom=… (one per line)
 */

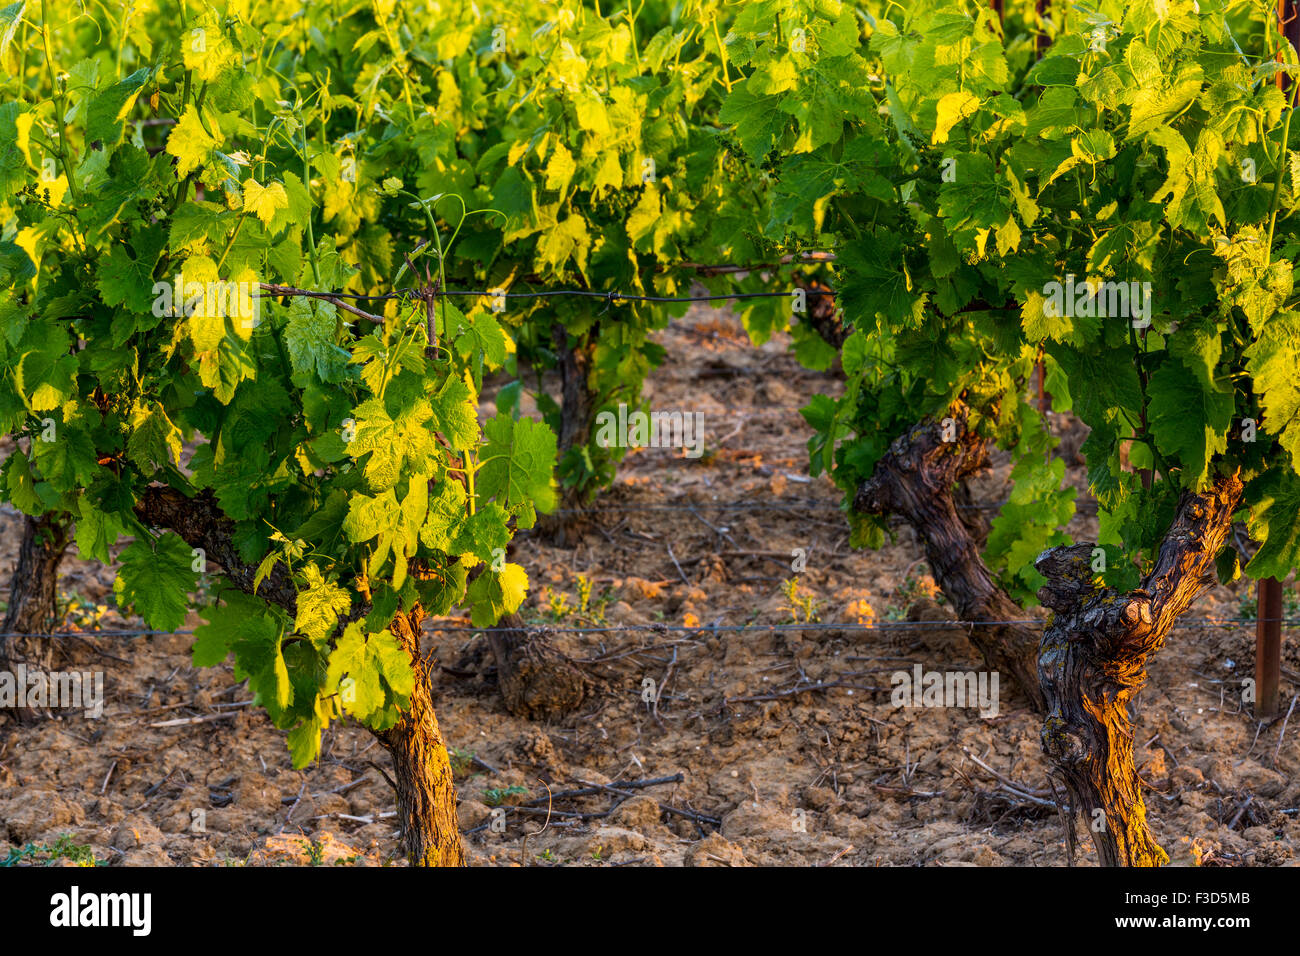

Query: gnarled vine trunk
left=1034, top=473, right=1243, bottom=866
left=953, top=480, right=992, bottom=549
left=375, top=609, right=466, bottom=867
left=135, top=487, right=467, bottom=866
left=1, top=513, right=70, bottom=677
left=853, top=408, right=1045, bottom=711
left=488, top=612, right=589, bottom=720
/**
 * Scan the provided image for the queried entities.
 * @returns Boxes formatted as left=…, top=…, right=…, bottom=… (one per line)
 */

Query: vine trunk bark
left=374, top=609, right=466, bottom=867
left=1, top=513, right=70, bottom=678
left=1034, top=473, right=1243, bottom=866
left=853, top=408, right=1044, bottom=711
left=538, top=326, right=597, bottom=547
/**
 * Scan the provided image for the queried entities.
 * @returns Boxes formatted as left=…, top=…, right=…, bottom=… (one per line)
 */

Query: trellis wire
left=256, top=286, right=836, bottom=305
left=531, top=498, right=1100, bottom=516
left=7, top=616, right=1299, bottom=641
left=437, top=289, right=833, bottom=303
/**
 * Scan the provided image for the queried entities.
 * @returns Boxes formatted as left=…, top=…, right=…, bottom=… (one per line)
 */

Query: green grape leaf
left=1147, top=357, right=1234, bottom=489
left=324, top=622, right=414, bottom=721
left=294, top=563, right=352, bottom=645
left=349, top=397, right=436, bottom=491
left=193, top=592, right=280, bottom=667
left=285, top=298, right=350, bottom=384
left=113, top=532, right=197, bottom=632
left=1245, top=469, right=1300, bottom=581
left=1244, top=310, right=1300, bottom=462
left=86, top=67, right=150, bottom=147
left=455, top=502, right=512, bottom=565
left=420, top=478, right=470, bottom=552
left=465, top=562, right=529, bottom=626
left=127, top=401, right=184, bottom=472
left=430, top=374, right=480, bottom=452
left=457, top=309, right=510, bottom=369
left=165, top=105, right=224, bottom=184
left=476, top=413, right=557, bottom=528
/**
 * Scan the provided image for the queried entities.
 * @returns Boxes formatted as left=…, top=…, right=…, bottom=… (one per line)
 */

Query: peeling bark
left=853, top=408, right=1044, bottom=711
left=376, top=609, right=466, bottom=867
left=488, top=612, right=589, bottom=720
left=1035, top=473, right=1243, bottom=867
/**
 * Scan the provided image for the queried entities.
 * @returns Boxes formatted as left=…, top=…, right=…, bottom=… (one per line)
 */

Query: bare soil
left=1, top=307, right=1297, bottom=867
